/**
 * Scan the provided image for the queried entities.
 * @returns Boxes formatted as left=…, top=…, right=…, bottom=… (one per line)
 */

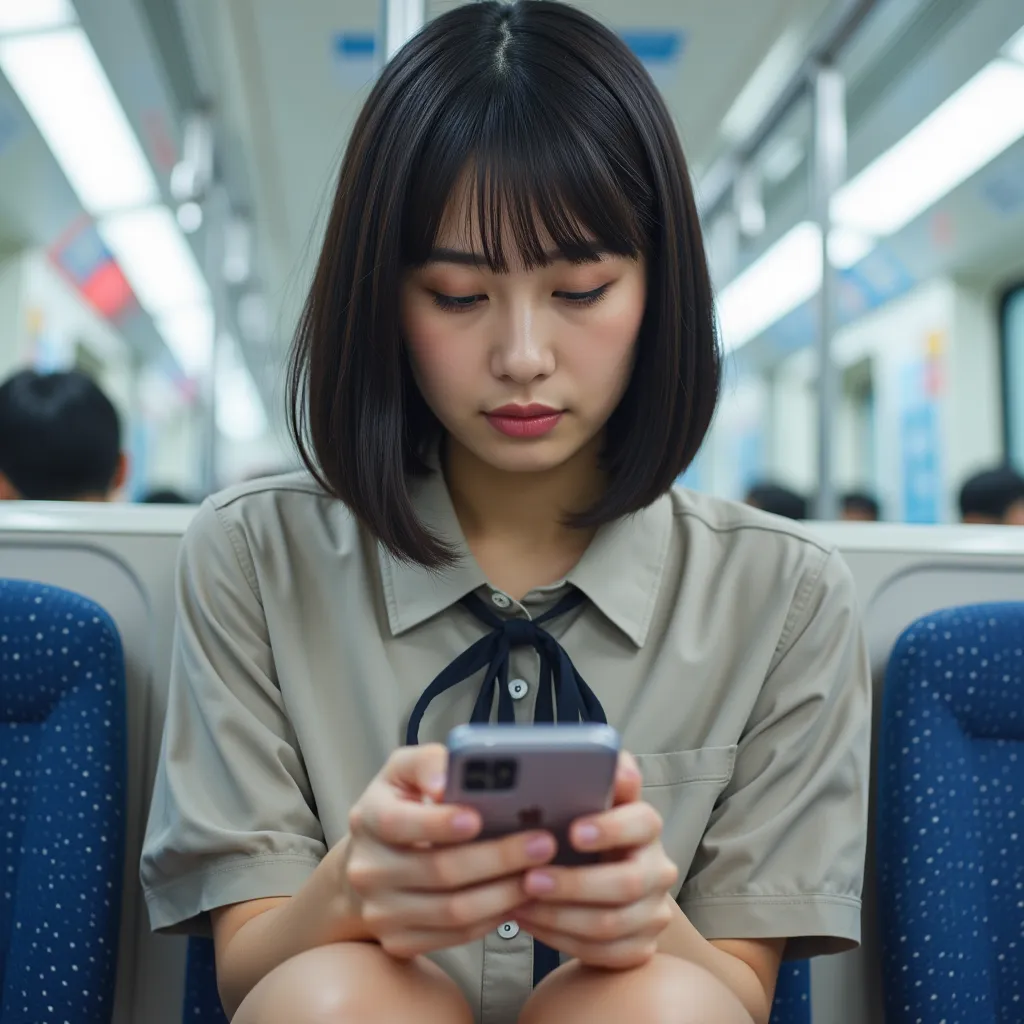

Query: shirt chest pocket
left=633, top=746, right=737, bottom=887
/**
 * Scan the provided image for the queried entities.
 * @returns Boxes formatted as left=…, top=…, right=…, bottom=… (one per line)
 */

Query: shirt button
left=490, top=592, right=512, bottom=610
left=508, top=678, right=529, bottom=700
left=497, top=920, right=520, bottom=939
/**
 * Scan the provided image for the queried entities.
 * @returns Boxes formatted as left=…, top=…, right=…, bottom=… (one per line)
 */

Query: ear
left=0, top=471, right=19, bottom=500
left=109, top=452, right=130, bottom=498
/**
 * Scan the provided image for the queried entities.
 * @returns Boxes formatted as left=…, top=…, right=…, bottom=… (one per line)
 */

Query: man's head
left=841, top=492, right=880, bottom=522
left=744, top=482, right=808, bottom=521
left=0, top=369, right=126, bottom=501
left=958, top=467, right=1024, bottom=525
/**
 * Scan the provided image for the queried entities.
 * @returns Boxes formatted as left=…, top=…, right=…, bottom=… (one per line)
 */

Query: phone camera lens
left=464, top=760, right=490, bottom=791
left=493, top=759, right=518, bottom=791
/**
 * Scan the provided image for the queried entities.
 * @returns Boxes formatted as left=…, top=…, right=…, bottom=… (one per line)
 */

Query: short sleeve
left=140, top=500, right=325, bottom=935
left=678, top=548, right=871, bottom=959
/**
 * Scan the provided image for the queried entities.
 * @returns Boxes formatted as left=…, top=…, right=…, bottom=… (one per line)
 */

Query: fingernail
left=526, top=871, right=555, bottom=894
left=525, top=834, right=556, bottom=860
left=427, top=774, right=447, bottom=793
left=451, top=811, right=478, bottom=834
left=574, top=823, right=600, bottom=847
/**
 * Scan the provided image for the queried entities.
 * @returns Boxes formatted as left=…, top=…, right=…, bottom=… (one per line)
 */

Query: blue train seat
left=878, top=603, right=1024, bottom=1022
left=0, top=578, right=127, bottom=1023
left=769, top=960, right=811, bottom=1024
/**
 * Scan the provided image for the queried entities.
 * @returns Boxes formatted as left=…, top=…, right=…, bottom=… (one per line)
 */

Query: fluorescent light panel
left=832, top=59, right=1024, bottom=236
left=717, top=221, right=822, bottom=353
left=0, top=0, right=75, bottom=34
left=1006, top=24, right=1024, bottom=64
left=0, top=27, right=157, bottom=213
left=722, top=29, right=803, bottom=144
left=156, top=306, right=214, bottom=378
left=99, top=206, right=209, bottom=315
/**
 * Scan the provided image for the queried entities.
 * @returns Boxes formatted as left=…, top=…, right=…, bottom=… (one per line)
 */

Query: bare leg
left=519, top=954, right=755, bottom=1024
left=231, top=941, right=474, bottom=1024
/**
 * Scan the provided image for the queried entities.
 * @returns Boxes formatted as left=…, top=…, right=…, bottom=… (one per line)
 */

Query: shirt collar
left=377, top=466, right=673, bottom=649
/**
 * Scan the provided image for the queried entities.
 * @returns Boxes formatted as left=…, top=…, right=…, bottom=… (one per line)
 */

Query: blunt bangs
left=403, top=80, right=651, bottom=275
left=288, top=0, right=721, bottom=568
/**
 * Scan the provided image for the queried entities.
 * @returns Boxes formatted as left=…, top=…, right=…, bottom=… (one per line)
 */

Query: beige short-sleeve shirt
left=141, top=468, right=871, bottom=1024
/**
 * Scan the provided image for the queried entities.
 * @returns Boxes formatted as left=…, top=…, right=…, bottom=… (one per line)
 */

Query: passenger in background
left=841, top=492, right=880, bottom=522
left=142, top=488, right=193, bottom=505
left=958, top=466, right=1024, bottom=525
left=743, top=482, right=807, bottom=520
left=0, top=368, right=127, bottom=502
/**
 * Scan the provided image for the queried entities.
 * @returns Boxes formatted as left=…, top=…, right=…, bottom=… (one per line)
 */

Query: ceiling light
left=216, top=334, right=267, bottom=441
left=0, top=0, right=75, bottom=34
left=156, top=306, right=214, bottom=378
left=0, top=27, right=157, bottom=213
left=1005, top=24, right=1024, bottom=64
left=99, top=206, right=209, bottom=315
left=832, top=59, right=1024, bottom=236
left=717, top=221, right=822, bottom=353
left=722, top=28, right=803, bottom=144
left=828, top=227, right=875, bottom=269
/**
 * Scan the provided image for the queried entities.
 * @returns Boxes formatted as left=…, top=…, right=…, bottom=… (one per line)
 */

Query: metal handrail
left=698, top=0, right=880, bottom=221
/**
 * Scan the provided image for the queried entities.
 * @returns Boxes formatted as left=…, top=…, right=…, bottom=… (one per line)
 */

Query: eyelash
left=431, top=284, right=610, bottom=313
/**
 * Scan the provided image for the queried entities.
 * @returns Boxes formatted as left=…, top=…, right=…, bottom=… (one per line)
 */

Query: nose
left=490, top=298, right=555, bottom=384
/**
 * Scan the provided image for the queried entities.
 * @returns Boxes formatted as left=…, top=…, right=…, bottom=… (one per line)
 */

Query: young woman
left=141, top=3, right=871, bottom=1022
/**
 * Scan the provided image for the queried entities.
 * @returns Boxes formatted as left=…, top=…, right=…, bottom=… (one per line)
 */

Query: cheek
left=402, top=301, right=478, bottom=413
left=572, top=284, right=645, bottom=395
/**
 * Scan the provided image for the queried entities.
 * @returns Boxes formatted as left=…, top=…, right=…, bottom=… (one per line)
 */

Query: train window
left=1003, top=284, right=1024, bottom=470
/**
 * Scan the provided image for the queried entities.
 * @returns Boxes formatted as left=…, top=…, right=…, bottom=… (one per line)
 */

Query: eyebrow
left=425, top=244, right=612, bottom=267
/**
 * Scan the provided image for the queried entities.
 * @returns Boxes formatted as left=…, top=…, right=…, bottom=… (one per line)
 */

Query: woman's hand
left=512, top=751, right=678, bottom=970
left=340, top=744, right=558, bottom=959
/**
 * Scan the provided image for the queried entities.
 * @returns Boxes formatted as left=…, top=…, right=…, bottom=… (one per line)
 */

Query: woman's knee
left=231, top=942, right=473, bottom=1024
left=520, top=954, right=755, bottom=1024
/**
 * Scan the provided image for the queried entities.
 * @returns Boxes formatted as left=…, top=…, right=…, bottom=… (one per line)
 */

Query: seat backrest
left=183, top=937, right=228, bottom=1024
left=877, top=602, right=1024, bottom=1023
left=769, top=960, right=811, bottom=1024
left=0, top=578, right=127, bottom=1024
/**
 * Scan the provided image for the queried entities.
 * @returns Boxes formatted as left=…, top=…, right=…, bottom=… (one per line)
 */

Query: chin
left=466, top=434, right=586, bottom=475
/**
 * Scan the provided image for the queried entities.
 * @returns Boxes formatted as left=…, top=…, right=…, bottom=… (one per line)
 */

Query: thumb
left=385, top=743, right=450, bottom=801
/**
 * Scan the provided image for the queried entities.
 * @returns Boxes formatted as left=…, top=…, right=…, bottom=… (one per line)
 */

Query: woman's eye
left=554, top=284, right=610, bottom=307
left=432, top=292, right=484, bottom=312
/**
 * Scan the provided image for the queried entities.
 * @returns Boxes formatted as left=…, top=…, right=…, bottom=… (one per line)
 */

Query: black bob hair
left=288, top=0, right=721, bottom=567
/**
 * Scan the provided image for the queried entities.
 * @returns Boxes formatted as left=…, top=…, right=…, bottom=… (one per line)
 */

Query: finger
left=515, top=894, right=670, bottom=943
left=350, top=779, right=481, bottom=847
left=349, top=828, right=558, bottom=892
left=612, top=750, right=643, bottom=806
left=364, top=875, right=529, bottom=933
left=521, top=846, right=678, bottom=904
left=520, top=923, right=659, bottom=971
left=383, top=743, right=450, bottom=801
left=569, top=801, right=662, bottom=854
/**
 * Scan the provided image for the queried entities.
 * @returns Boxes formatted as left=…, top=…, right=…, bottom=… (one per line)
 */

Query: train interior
left=2, top=0, right=1024, bottom=1021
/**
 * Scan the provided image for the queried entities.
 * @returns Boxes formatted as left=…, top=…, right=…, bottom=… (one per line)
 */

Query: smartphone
left=444, top=723, right=621, bottom=866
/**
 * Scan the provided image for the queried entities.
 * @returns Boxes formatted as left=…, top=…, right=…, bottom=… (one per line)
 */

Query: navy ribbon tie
left=405, top=587, right=608, bottom=987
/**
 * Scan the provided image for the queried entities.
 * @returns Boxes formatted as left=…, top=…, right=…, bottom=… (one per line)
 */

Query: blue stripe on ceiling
left=619, top=30, right=685, bottom=65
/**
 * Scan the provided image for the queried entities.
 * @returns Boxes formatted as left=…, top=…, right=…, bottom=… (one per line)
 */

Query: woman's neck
left=444, top=436, right=605, bottom=598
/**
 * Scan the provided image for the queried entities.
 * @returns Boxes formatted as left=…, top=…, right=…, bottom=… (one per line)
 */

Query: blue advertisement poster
left=898, top=360, right=942, bottom=523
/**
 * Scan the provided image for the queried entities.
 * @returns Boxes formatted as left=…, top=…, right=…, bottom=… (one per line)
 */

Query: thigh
left=232, top=941, right=474, bottom=1024
left=519, top=954, right=754, bottom=1024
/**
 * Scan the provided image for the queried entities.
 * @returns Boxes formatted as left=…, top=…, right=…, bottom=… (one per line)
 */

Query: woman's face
left=401, top=199, right=646, bottom=476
